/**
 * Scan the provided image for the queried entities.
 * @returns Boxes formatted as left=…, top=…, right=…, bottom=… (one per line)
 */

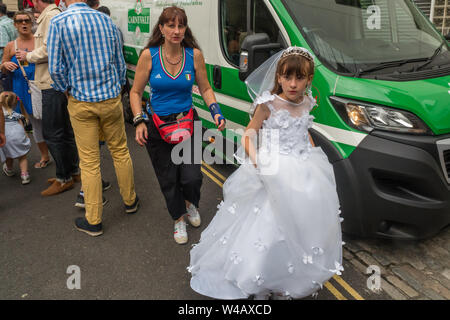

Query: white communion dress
left=189, top=93, right=343, bottom=299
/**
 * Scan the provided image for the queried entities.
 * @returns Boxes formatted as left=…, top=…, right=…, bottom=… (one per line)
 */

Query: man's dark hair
left=97, top=6, right=110, bottom=16
left=86, top=0, right=100, bottom=8
left=41, top=0, right=56, bottom=3
left=0, top=4, right=7, bottom=15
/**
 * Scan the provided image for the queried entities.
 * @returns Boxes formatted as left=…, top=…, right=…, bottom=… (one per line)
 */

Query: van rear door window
left=220, top=0, right=286, bottom=67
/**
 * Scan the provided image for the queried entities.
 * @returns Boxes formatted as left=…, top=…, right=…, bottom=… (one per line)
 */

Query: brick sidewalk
left=343, top=226, right=450, bottom=300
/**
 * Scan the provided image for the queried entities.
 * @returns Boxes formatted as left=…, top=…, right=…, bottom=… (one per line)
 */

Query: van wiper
left=355, top=57, right=429, bottom=77
left=414, top=41, right=445, bottom=72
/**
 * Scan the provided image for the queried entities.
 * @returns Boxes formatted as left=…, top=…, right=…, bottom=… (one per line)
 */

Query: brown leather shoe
left=47, top=174, right=80, bottom=184
left=41, top=180, right=75, bottom=196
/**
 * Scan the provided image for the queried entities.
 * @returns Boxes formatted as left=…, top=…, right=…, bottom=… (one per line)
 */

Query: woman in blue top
left=130, top=6, right=225, bottom=245
left=1, top=11, right=51, bottom=169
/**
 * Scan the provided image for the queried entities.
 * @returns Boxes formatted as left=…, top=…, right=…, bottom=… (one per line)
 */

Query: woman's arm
left=130, top=49, right=152, bottom=146
left=1, top=42, right=18, bottom=73
left=193, top=48, right=225, bottom=131
left=241, top=104, right=270, bottom=167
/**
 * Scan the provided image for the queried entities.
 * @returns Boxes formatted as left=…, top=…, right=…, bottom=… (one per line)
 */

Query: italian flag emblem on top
left=186, top=74, right=192, bottom=81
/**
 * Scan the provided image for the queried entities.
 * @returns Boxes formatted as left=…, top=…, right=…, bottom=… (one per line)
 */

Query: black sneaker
left=75, top=217, right=103, bottom=237
left=102, top=180, right=111, bottom=191
left=125, top=195, right=139, bottom=214
left=75, top=193, right=109, bottom=209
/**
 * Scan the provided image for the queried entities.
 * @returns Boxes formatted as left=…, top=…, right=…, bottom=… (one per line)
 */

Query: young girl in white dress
left=0, top=91, right=31, bottom=184
left=188, top=47, right=343, bottom=300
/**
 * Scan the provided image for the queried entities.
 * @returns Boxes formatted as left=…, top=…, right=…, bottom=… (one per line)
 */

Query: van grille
left=444, top=149, right=450, bottom=179
left=437, top=138, right=450, bottom=184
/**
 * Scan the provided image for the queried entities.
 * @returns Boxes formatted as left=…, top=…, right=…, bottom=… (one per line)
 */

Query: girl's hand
left=2, top=61, right=18, bottom=72
left=135, top=122, right=148, bottom=146
left=214, top=114, right=226, bottom=131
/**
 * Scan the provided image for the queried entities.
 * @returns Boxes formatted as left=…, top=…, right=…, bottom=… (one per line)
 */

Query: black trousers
left=145, top=109, right=203, bottom=220
left=42, top=88, right=79, bottom=181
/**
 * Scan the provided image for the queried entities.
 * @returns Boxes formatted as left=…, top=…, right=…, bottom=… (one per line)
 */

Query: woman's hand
left=214, top=114, right=226, bottom=131
left=15, top=50, right=28, bottom=62
left=2, top=61, right=18, bottom=72
left=135, top=122, right=148, bottom=146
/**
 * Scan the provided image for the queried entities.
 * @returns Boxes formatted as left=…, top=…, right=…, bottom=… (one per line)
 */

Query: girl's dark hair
left=271, top=55, right=315, bottom=95
left=145, top=6, right=200, bottom=50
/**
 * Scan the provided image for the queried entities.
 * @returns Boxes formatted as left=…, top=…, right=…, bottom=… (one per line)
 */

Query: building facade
left=415, top=0, right=449, bottom=35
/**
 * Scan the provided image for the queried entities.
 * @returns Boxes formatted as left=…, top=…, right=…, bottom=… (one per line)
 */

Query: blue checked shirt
left=0, top=16, right=18, bottom=61
left=47, top=3, right=126, bottom=102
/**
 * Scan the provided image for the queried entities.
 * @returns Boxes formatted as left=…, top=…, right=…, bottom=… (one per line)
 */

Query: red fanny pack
left=149, top=106, right=194, bottom=144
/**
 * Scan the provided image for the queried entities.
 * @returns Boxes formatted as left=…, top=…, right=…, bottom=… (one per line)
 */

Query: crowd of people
left=0, top=0, right=343, bottom=300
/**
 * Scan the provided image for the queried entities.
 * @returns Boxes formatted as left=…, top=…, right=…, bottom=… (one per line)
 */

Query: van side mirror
left=239, top=33, right=281, bottom=81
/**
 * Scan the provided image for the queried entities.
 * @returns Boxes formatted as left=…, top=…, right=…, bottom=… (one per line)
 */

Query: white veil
left=244, top=46, right=317, bottom=115
left=235, top=46, right=317, bottom=165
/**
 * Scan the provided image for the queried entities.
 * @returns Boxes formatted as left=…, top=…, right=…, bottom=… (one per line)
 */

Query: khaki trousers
left=67, top=95, right=136, bottom=225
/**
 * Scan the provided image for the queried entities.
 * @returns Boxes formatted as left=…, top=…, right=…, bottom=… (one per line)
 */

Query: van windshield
left=282, top=0, right=450, bottom=77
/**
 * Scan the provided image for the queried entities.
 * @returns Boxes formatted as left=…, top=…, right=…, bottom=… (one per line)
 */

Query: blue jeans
left=42, top=88, right=79, bottom=181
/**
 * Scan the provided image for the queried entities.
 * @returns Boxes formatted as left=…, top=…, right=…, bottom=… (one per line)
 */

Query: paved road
left=0, top=123, right=390, bottom=300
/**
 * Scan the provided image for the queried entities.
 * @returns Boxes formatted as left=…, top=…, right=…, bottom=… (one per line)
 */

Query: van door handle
left=213, top=65, right=222, bottom=89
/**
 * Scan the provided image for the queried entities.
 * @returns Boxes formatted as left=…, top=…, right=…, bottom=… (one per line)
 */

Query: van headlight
left=330, top=96, right=432, bottom=135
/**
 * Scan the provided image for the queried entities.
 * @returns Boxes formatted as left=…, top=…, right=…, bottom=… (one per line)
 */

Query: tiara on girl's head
left=281, top=46, right=314, bottom=62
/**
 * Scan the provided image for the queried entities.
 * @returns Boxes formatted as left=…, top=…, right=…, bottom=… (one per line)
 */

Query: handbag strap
left=13, top=41, right=31, bottom=122
left=15, top=40, right=31, bottom=85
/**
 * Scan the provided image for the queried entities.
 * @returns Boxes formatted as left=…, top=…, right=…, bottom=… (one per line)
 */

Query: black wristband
left=133, top=118, right=146, bottom=127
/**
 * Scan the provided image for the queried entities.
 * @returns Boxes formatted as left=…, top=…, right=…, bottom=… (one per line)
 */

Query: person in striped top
left=47, top=0, right=138, bottom=237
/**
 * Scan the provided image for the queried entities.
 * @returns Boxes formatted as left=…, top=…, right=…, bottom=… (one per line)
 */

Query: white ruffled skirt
left=189, top=147, right=343, bottom=299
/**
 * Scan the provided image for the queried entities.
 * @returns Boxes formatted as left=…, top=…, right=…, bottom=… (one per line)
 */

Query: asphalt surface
left=0, top=123, right=391, bottom=300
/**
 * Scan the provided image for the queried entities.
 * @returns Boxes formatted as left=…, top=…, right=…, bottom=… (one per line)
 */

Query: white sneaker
left=174, top=219, right=188, bottom=244
left=3, top=163, right=14, bottom=177
left=186, top=204, right=201, bottom=227
left=21, top=172, right=30, bottom=185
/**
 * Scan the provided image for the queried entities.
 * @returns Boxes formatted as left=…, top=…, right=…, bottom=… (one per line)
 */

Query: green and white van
left=104, top=0, right=450, bottom=240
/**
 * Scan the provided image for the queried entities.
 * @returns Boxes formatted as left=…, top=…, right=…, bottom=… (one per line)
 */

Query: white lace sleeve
left=250, top=91, right=276, bottom=115
left=255, top=91, right=275, bottom=105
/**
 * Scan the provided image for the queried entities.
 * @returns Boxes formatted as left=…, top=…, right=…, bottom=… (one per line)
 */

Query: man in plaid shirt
left=47, top=0, right=138, bottom=237
left=0, top=3, right=17, bottom=61
left=0, top=3, right=17, bottom=91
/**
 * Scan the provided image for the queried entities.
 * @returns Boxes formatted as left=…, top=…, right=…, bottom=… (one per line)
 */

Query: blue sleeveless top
left=148, top=46, right=195, bottom=116
left=11, top=55, right=35, bottom=115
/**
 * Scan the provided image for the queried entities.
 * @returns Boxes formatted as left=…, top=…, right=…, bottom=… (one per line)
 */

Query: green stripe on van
left=124, top=46, right=140, bottom=65
left=331, top=141, right=356, bottom=159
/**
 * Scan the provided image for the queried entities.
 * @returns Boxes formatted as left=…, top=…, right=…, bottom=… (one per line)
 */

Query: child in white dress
left=188, top=47, right=343, bottom=300
left=0, top=91, right=31, bottom=184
